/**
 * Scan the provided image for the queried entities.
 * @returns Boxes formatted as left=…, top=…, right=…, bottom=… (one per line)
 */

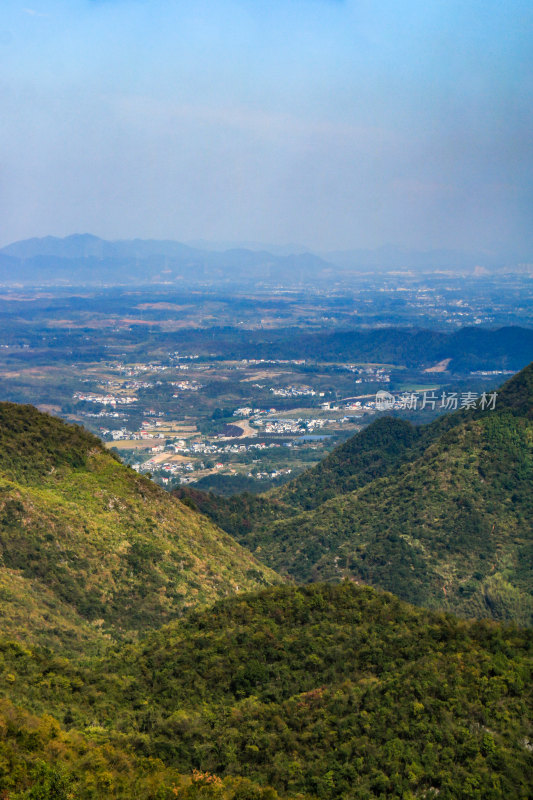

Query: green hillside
left=0, top=583, right=531, bottom=798
left=0, top=403, right=279, bottom=650
left=174, top=416, right=437, bottom=545
left=0, top=695, right=283, bottom=800
left=0, top=382, right=530, bottom=798
left=179, top=365, right=533, bottom=625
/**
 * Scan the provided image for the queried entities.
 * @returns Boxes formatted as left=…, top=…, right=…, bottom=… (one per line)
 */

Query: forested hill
left=178, top=364, right=533, bottom=625
left=0, top=403, right=279, bottom=651
left=243, top=325, right=533, bottom=371
left=0, top=403, right=530, bottom=797
left=0, top=582, right=531, bottom=798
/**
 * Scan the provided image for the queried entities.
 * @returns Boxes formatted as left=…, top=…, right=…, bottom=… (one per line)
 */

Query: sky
left=1, top=0, right=532, bottom=256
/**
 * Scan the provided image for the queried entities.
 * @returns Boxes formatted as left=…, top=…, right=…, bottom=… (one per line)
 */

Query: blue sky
left=1, top=0, right=532, bottom=255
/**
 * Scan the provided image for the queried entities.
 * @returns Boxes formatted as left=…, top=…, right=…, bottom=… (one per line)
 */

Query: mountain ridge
left=0, top=234, right=334, bottom=286
left=0, top=581, right=531, bottom=798
left=0, top=402, right=280, bottom=651
left=2, top=234, right=529, bottom=287
left=178, top=364, right=533, bottom=625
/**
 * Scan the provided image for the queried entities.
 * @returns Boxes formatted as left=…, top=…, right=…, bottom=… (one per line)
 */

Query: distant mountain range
left=0, top=233, right=336, bottom=286
left=0, top=234, right=528, bottom=285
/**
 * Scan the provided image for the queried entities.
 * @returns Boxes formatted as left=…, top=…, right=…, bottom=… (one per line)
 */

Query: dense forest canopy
left=0, top=583, right=531, bottom=798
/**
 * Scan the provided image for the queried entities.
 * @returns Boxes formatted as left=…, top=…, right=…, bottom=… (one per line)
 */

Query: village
left=58, top=337, right=506, bottom=493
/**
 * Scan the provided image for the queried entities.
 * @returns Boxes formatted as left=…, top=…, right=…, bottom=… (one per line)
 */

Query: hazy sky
left=1, top=0, right=532, bottom=254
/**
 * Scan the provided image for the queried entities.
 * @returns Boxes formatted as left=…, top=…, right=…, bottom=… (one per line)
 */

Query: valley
left=0, top=278, right=531, bottom=495
left=3, top=0, right=533, bottom=793
left=0, top=243, right=531, bottom=798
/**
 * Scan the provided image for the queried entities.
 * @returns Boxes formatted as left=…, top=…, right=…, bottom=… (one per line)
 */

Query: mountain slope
left=174, top=410, right=471, bottom=547
left=1, top=583, right=531, bottom=799
left=181, top=365, right=533, bottom=624
left=175, top=416, right=432, bottom=541
left=0, top=403, right=279, bottom=649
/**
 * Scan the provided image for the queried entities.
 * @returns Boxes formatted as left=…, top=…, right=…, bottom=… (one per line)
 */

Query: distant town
left=0, top=276, right=529, bottom=493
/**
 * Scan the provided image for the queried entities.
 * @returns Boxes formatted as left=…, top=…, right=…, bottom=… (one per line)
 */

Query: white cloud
left=23, top=8, right=48, bottom=17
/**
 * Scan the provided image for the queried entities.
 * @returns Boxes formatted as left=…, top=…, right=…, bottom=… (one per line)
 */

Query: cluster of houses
left=102, top=379, right=157, bottom=390
left=170, top=353, right=200, bottom=361
left=345, top=365, right=391, bottom=383
left=240, top=358, right=306, bottom=366
left=253, top=417, right=330, bottom=434
left=100, top=427, right=168, bottom=442
left=116, top=363, right=170, bottom=376
left=169, top=439, right=284, bottom=456
left=170, top=380, right=204, bottom=392
left=74, top=392, right=137, bottom=406
left=133, top=460, right=197, bottom=479
left=83, top=410, right=126, bottom=419
left=133, top=455, right=293, bottom=488
left=320, top=400, right=376, bottom=412
left=248, top=468, right=293, bottom=481
left=270, top=385, right=324, bottom=398
left=233, top=406, right=277, bottom=417
left=470, top=370, right=514, bottom=377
